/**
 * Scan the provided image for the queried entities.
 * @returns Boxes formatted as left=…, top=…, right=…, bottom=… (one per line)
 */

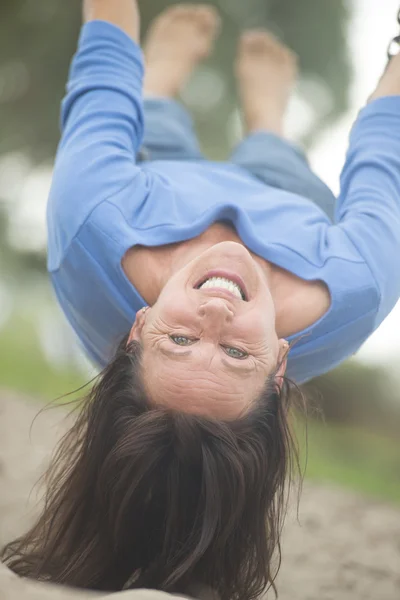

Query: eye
left=169, top=335, right=197, bottom=346
left=223, top=346, right=248, bottom=360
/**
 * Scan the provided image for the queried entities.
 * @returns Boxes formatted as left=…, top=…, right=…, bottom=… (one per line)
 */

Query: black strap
left=387, top=8, right=400, bottom=60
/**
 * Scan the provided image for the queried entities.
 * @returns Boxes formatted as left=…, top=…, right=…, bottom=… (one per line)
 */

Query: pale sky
left=1, top=0, right=400, bottom=371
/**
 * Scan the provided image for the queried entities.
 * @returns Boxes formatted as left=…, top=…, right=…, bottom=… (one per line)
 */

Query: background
left=0, top=0, right=399, bottom=505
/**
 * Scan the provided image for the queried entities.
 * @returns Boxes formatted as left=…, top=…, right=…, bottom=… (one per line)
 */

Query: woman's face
left=129, top=242, right=288, bottom=419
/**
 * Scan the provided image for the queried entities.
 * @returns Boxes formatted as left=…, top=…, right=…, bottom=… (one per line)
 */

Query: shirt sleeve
left=47, top=20, right=147, bottom=269
left=335, top=96, right=400, bottom=325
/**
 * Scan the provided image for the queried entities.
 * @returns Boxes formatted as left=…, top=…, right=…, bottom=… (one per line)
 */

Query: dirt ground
left=0, top=391, right=399, bottom=600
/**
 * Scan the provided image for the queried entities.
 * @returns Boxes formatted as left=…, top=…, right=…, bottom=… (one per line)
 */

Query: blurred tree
left=0, top=0, right=351, bottom=163
left=303, top=361, right=400, bottom=437
left=0, top=0, right=81, bottom=161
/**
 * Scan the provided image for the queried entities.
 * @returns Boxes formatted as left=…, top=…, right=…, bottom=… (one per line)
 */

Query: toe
left=240, top=30, right=277, bottom=51
left=155, top=5, right=195, bottom=28
left=167, top=5, right=194, bottom=18
left=239, top=29, right=298, bottom=65
left=194, top=5, right=221, bottom=35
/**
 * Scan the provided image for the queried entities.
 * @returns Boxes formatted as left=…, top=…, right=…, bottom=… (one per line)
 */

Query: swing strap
left=388, top=8, right=400, bottom=60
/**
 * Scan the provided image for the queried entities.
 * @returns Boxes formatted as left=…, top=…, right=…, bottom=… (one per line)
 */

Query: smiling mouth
left=195, top=276, right=247, bottom=301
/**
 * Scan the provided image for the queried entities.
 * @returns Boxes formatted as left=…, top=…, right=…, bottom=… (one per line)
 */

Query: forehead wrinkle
left=165, top=361, right=231, bottom=390
left=150, top=372, right=248, bottom=412
left=141, top=355, right=266, bottom=418
left=150, top=367, right=254, bottom=406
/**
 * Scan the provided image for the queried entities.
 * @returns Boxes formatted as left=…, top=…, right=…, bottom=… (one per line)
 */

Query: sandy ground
left=0, top=391, right=399, bottom=600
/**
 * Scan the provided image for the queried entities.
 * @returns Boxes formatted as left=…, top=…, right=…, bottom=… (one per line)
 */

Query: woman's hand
left=83, top=0, right=140, bottom=42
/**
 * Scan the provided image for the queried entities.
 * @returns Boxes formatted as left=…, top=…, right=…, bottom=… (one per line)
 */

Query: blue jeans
left=139, top=98, right=336, bottom=221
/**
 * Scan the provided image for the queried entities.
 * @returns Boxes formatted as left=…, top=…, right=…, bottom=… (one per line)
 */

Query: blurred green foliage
left=302, top=420, right=400, bottom=505
left=303, top=362, right=400, bottom=439
left=0, top=311, right=87, bottom=400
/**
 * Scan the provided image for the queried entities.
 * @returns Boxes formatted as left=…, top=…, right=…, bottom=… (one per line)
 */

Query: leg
left=139, top=97, right=203, bottom=162
left=138, top=5, right=220, bottom=162
left=231, top=31, right=336, bottom=221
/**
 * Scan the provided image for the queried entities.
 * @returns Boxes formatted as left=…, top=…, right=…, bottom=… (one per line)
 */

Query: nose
left=198, top=298, right=234, bottom=325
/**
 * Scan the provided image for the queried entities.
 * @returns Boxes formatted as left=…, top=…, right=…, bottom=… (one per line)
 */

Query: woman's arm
left=83, top=0, right=140, bottom=41
left=47, top=1, right=146, bottom=263
left=334, top=53, right=400, bottom=326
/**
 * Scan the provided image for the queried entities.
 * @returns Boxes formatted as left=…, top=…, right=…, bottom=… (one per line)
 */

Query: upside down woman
left=3, top=0, right=400, bottom=598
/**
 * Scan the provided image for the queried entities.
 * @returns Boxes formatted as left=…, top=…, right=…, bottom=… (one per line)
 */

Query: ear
left=127, top=307, right=149, bottom=345
left=275, top=339, right=289, bottom=390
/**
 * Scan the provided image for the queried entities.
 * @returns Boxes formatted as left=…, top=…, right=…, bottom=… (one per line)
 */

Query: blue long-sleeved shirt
left=47, top=21, right=400, bottom=383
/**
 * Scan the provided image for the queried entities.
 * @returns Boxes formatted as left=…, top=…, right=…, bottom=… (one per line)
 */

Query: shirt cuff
left=78, top=19, right=144, bottom=69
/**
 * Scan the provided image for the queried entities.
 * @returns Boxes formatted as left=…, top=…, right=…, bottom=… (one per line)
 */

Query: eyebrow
left=158, top=347, right=255, bottom=375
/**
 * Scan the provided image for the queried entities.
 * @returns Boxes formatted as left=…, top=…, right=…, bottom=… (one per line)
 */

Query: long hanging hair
left=1, top=336, right=303, bottom=600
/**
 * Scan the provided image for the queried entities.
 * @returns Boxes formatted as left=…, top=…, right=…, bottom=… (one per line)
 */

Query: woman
left=3, top=1, right=400, bottom=598
left=45, top=2, right=400, bottom=388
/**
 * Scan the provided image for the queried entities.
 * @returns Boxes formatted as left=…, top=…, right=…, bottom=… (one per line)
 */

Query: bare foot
left=236, top=31, right=298, bottom=136
left=144, top=4, right=220, bottom=97
left=369, top=52, right=400, bottom=102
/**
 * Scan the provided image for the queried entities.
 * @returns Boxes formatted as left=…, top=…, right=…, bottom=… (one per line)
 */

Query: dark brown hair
left=2, top=338, right=302, bottom=600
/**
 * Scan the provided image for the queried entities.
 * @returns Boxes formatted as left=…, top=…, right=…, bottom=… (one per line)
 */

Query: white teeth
left=199, top=277, right=244, bottom=300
